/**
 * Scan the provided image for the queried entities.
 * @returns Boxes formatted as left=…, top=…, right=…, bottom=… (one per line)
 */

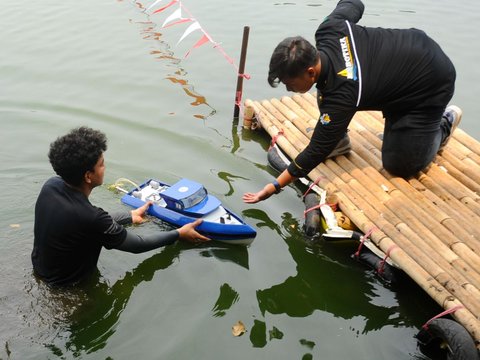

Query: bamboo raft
left=244, top=92, right=480, bottom=348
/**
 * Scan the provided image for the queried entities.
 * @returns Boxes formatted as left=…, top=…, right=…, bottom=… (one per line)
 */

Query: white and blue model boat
left=119, top=178, right=256, bottom=245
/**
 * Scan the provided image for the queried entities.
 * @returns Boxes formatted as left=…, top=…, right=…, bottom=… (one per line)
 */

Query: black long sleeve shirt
left=32, top=176, right=178, bottom=286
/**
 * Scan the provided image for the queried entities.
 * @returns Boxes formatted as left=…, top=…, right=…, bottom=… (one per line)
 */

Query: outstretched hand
left=178, top=219, right=210, bottom=243
left=131, top=201, right=153, bottom=224
left=242, top=188, right=272, bottom=204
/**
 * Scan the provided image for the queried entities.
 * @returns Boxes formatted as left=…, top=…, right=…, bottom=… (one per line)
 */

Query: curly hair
left=268, top=36, right=319, bottom=87
left=48, top=127, right=107, bottom=186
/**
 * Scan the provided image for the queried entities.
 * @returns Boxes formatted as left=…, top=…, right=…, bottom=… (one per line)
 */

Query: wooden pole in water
left=233, top=26, right=250, bottom=119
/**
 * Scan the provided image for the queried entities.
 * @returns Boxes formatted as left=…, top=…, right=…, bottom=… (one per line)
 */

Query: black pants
left=381, top=108, right=452, bottom=178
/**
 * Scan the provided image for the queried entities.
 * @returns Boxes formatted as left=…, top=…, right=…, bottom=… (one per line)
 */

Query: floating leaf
left=232, top=320, right=246, bottom=337
left=9, top=224, right=20, bottom=228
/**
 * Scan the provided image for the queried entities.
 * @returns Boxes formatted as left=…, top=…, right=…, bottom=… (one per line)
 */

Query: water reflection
left=215, top=171, right=249, bottom=197
left=130, top=7, right=216, bottom=120
left=211, top=283, right=240, bottom=318
left=165, top=76, right=208, bottom=107
left=242, top=208, right=282, bottom=232
left=199, top=245, right=249, bottom=270
left=26, top=244, right=180, bottom=358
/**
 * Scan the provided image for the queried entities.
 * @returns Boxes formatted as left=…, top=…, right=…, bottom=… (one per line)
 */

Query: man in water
left=243, top=0, right=460, bottom=204
left=32, top=126, right=209, bottom=286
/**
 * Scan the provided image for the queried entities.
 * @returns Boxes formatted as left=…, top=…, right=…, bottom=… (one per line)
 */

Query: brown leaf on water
left=232, top=321, right=246, bottom=337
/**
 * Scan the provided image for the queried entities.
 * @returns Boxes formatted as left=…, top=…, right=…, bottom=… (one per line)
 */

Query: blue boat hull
left=121, top=179, right=256, bottom=245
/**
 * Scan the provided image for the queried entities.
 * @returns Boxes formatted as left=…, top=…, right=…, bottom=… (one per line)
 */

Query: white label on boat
left=178, top=186, right=189, bottom=193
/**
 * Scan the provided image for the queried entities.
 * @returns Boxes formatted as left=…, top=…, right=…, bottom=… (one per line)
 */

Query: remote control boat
left=119, top=178, right=256, bottom=245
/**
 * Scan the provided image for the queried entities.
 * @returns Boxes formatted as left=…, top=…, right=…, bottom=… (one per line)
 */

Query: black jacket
left=288, top=0, right=455, bottom=177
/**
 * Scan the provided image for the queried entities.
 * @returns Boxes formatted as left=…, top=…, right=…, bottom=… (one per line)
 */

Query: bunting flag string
left=142, top=0, right=250, bottom=79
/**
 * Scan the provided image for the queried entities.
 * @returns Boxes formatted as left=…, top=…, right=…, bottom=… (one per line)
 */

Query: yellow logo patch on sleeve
left=320, top=113, right=331, bottom=125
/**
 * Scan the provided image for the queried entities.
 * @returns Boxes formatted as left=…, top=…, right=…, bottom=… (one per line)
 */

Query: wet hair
left=48, top=126, right=107, bottom=186
left=268, top=36, right=319, bottom=87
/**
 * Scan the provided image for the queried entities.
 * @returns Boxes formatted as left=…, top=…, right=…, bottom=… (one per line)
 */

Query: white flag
left=162, top=8, right=182, bottom=27
left=177, top=22, right=201, bottom=45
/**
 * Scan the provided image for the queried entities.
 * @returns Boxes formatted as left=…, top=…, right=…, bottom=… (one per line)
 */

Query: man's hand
left=131, top=201, right=153, bottom=224
left=242, top=190, right=270, bottom=204
left=243, top=172, right=294, bottom=204
left=243, top=184, right=275, bottom=204
left=178, top=219, right=210, bottom=243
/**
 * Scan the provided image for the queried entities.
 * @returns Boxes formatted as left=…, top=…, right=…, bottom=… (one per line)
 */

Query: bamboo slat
left=433, top=156, right=480, bottom=194
left=292, top=94, right=320, bottom=119
left=454, top=128, right=480, bottom=156
left=245, top=95, right=480, bottom=347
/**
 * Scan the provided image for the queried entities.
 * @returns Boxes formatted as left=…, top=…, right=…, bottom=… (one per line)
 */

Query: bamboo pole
left=454, top=128, right=480, bottom=156
left=292, top=94, right=320, bottom=119
left=445, top=138, right=480, bottom=164
left=233, top=26, right=250, bottom=119
left=423, top=165, right=480, bottom=215
left=261, top=99, right=289, bottom=124
left=300, top=92, right=318, bottom=108
left=383, top=181, right=480, bottom=254
left=256, top=102, right=308, bottom=153
left=270, top=98, right=315, bottom=139
left=433, top=156, right=480, bottom=194
left=352, top=112, right=386, bottom=149
left=406, top=177, right=480, bottom=240
left=439, top=150, right=480, bottom=186
left=350, top=121, right=383, bottom=151
left=281, top=96, right=318, bottom=129
left=258, top=100, right=311, bottom=148
left=252, top=101, right=308, bottom=158
left=242, top=104, right=255, bottom=129
left=425, top=163, right=480, bottom=203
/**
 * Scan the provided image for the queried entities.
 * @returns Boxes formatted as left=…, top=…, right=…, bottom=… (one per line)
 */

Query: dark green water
left=1, top=0, right=479, bottom=359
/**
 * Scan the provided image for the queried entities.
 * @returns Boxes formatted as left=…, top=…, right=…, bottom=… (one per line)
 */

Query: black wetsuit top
left=288, top=0, right=455, bottom=177
left=32, top=176, right=179, bottom=286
